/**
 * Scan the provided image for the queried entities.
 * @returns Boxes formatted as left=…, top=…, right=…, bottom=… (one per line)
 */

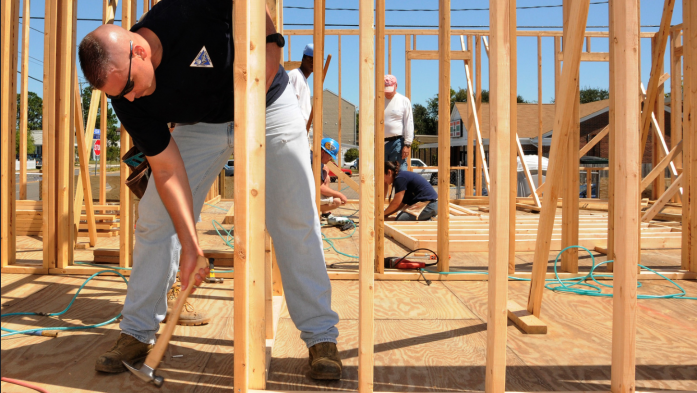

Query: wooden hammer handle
left=144, top=255, right=208, bottom=369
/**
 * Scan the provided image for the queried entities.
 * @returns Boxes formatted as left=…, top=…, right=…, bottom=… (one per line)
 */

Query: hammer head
left=123, top=361, right=165, bottom=387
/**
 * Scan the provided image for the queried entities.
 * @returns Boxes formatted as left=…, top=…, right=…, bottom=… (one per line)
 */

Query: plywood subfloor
left=1, top=274, right=235, bottom=393
left=5, top=201, right=696, bottom=392
left=268, top=279, right=697, bottom=391
left=2, top=275, right=696, bottom=392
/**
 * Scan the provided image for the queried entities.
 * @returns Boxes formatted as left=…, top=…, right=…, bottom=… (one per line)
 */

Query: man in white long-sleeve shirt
left=288, top=43, right=313, bottom=137
left=384, top=75, right=414, bottom=172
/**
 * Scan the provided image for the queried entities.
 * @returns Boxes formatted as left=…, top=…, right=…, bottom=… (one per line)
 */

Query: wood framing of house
left=2, top=0, right=696, bottom=392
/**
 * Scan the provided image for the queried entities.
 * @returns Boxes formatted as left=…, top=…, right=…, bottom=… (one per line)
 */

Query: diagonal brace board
left=72, top=74, right=98, bottom=246
left=639, top=0, right=676, bottom=159
left=527, top=0, right=591, bottom=317
left=459, top=36, right=491, bottom=192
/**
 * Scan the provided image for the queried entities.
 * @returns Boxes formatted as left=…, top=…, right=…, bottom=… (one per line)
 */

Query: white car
left=410, top=158, right=438, bottom=184
left=343, top=159, right=357, bottom=169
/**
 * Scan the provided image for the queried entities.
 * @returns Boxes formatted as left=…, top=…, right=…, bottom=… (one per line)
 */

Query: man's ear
left=133, top=44, right=148, bottom=60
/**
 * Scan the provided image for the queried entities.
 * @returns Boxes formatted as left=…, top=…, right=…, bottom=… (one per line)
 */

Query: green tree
left=15, top=92, right=41, bottom=156
left=15, top=129, right=36, bottom=155
left=80, top=86, right=120, bottom=160
left=344, top=147, right=359, bottom=163
left=579, top=86, right=609, bottom=103
left=410, top=138, right=420, bottom=152
left=413, top=103, right=436, bottom=135
left=16, top=92, right=43, bottom=130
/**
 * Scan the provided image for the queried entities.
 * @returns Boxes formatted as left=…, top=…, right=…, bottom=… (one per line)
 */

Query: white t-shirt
left=287, top=68, right=311, bottom=124
left=384, top=92, right=414, bottom=145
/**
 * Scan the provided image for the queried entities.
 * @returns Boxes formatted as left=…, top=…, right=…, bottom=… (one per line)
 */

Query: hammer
left=123, top=255, right=209, bottom=387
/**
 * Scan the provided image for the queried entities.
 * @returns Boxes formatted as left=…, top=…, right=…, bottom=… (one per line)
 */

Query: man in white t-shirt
left=287, top=43, right=313, bottom=134
left=384, top=75, right=414, bottom=172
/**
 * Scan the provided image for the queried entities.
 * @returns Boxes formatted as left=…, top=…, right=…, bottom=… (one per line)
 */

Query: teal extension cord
left=420, top=245, right=697, bottom=300
left=1, top=269, right=129, bottom=338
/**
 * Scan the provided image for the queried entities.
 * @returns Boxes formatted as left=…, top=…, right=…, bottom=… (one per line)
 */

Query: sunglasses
left=106, top=40, right=134, bottom=100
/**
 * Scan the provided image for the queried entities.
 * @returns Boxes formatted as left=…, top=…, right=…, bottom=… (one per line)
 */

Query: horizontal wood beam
left=557, top=51, right=609, bottom=62
left=284, top=29, right=657, bottom=38
left=407, top=49, right=471, bottom=60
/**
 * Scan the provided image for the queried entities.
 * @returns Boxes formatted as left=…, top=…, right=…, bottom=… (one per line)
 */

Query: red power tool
left=383, top=257, right=427, bottom=270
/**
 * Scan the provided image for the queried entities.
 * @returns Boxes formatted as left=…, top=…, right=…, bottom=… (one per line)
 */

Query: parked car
left=579, top=183, right=598, bottom=198
left=409, top=158, right=439, bottom=185
left=223, top=159, right=234, bottom=176
left=343, top=159, right=357, bottom=169
left=328, top=167, right=352, bottom=182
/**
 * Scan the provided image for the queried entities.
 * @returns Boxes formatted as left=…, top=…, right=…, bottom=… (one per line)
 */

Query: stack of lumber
left=385, top=213, right=682, bottom=252
left=79, top=205, right=120, bottom=237
left=16, top=200, right=43, bottom=236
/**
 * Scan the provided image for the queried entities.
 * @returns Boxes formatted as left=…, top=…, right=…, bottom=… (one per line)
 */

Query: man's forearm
left=320, top=185, right=345, bottom=199
left=148, top=141, right=199, bottom=251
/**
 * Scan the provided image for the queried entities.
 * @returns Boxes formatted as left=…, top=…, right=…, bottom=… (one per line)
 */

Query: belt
left=384, top=135, right=402, bottom=142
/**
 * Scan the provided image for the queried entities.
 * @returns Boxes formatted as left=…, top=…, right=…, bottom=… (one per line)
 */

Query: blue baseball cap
left=303, top=43, right=314, bottom=57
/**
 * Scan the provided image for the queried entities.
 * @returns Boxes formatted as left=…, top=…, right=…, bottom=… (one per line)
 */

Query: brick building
left=414, top=99, right=673, bottom=167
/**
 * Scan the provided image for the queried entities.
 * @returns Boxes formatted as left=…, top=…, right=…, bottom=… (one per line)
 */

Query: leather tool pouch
left=122, top=146, right=151, bottom=199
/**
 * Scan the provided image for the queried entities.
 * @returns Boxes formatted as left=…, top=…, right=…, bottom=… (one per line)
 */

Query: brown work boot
left=95, top=333, right=153, bottom=373
left=308, top=342, right=343, bottom=380
left=163, top=282, right=211, bottom=326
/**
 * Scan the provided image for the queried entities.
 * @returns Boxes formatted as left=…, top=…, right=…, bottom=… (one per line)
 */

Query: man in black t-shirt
left=78, top=0, right=341, bottom=380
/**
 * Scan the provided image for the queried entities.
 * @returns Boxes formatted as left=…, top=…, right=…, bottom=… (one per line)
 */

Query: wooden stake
left=508, top=0, right=518, bottom=276
left=561, top=0, right=581, bottom=274
left=43, top=0, right=57, bottom=269
left=312, top=0, right=325, bottom=214
left=683, top=0, right=697, bottom=273
left=610, top=1, right=640, bottom=390
left=606, top=0, right=615, bottom=272
left=375, top=0, right=385, bottom=273
left=437, top=0, right=451, bottom=272
left=537, top=34, right=543, bottom=186
left=487, top=0, right=510, bottom=390
left=337, top=35, right=342, bottom=192
left=18, top=0, right=29, bottom=201
left=1, top=0, right=19, bottom=267
left=527, top=0, right=590, bottom=317
left=233, top=0, right=267, bottom=390
left=119, top=0, right=134, bottom=269
left=358, top=0, right=375, bottom=388
left=56, top=0, right=75, bottom=269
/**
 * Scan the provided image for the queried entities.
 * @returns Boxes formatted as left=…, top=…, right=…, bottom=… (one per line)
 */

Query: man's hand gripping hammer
left=122, top=255, right=209, bottom=387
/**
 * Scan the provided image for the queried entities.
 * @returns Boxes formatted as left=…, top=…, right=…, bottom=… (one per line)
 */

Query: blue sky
left=17, top=0, right=682, bottom=121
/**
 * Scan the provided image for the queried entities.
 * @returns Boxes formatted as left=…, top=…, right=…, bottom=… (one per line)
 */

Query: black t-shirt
left=112, top=0, right=289, bottom=157
left=393, top=170, right=438, bottom=205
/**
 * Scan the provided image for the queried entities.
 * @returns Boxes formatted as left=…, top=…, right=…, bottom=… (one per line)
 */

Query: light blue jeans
left=395, top=201, right=438, bottom=221
left=120, top=86, right=339, bottom=348
left=385, top=138, right=408, bottom=172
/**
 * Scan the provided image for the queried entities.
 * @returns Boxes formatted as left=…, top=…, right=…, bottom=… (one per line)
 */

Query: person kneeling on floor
left=318, top=137, right=348, bottom=214
left=383, top=161, right=438, bottom=221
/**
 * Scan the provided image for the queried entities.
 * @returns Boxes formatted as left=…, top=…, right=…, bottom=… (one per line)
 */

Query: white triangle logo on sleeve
left=190, top=46, right=213, bottom=68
